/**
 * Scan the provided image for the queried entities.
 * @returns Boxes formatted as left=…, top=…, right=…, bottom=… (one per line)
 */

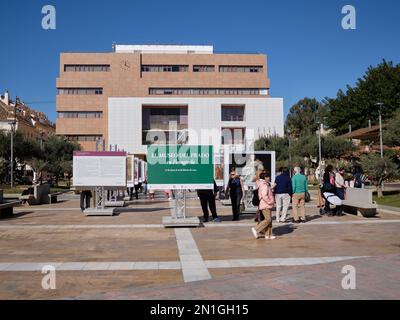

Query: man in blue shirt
left=274, top=167, right=292, bottom=223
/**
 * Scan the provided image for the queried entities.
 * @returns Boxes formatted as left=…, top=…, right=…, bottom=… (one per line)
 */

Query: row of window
left=58, top=88, right=103, bottom=95
left=66, top=135, right=102, bottom=142
left=149, top=88, right=265, bottom=95
left=141, top=128, right=246, bottom=145
left=219, top=66, right=262, bottom=73
left=193, top=65, right=215, bottom=72
left=141, top=65, right=263, bottom=73
left=141, top=65, right=188, bottom=72
left=64, top=65, right=110, bottom=72
left=58, top=111, right=103, bottom=119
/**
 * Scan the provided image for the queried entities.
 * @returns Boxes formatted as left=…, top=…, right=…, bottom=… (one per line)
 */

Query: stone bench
left=19, top=184, right=51, bottom=205
left=342, top=188, right=378, bottom=217
left=48, top=192, right=63, bottom=204
left=0, top=201, right=22, bottom=218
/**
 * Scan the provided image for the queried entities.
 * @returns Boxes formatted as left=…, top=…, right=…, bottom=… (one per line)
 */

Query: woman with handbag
left=251, top=172, right=276, bottom=240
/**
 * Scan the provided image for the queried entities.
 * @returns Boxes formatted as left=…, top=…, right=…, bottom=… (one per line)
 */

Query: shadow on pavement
left=116, top=207, right=170, bottom=214
left=0, top=211, right=35, bottom=220
left=273, top=224, right=296, bottom=236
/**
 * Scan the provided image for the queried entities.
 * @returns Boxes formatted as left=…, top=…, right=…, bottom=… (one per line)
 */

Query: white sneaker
left=265, top=235, right=277, bottom=240
left=251, top=227, right=259, bottom=239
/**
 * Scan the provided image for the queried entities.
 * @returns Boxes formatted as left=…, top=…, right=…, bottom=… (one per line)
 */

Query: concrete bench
left=19, top=184, right=51, bottom=205
left=48, top=192, right=63, bottom=204
left=0, top=201, right=22, bottom=218
left=342, top=188, right=378, bottom=217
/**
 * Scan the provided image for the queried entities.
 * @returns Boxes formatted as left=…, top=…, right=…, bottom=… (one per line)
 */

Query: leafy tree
left=254, top=135, right=289, bottom=161
left=286, top=98, right=326, bottom=137
left=321, top=135, right=355, bottom=159
left=42, top=135, right=80, bottom=185
left=0, top=158, right=8, bottom=184
left=383, top=108, right=400, bottom=147
left=324, top=60, right=400, bottom=135
left=255, top=133, right=354, bottom=168
left=360, top=153, right=399, bottom=198
left=0, top=131, right=41, bottom=161
left=27, top=158, right=48, bottom=184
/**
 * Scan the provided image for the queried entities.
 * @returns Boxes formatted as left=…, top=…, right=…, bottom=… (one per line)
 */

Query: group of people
left=319, top=165, right=352, bottom=216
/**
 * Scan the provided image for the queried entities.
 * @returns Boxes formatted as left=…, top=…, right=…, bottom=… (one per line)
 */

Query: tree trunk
left=377, top=184, right=384, bottom=198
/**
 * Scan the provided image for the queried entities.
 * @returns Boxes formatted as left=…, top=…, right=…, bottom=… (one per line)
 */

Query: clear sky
left=0, top=0, right=399, bottom=122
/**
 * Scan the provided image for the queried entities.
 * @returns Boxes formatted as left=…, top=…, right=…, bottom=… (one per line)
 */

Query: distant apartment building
left=0, top=91, right=55, bottom=141
left=56, top=45, right=284, bottom=155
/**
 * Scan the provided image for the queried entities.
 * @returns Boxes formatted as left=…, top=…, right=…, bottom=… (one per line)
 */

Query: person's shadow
left=273, top=223, right=296, bottom=236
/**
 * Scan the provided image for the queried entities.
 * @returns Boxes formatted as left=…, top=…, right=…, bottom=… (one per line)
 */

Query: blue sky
left=0, top=0, right=399, bottom=122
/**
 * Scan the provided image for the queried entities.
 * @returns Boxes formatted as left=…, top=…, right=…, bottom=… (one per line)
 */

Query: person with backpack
left=251, top=172, right=276, bottom=240
left=274, top=167, right=292, bottom=223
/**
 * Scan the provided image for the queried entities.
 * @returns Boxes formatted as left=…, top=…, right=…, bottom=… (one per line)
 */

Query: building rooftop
left=340, top=125, right=381, bottom=141
left=0, top=92, right=55, bottom=129
left=114, top=44, right=214, bottom=54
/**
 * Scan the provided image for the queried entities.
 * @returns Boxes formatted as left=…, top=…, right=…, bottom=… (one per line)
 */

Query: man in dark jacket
left=197, top=180, right=221, bottom=223
left=274, top=167, right=292, bottom=223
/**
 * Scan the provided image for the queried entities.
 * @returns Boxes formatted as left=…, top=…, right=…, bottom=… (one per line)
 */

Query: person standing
left=197, top=180, right=221, bottom=223
left=274, top=167, right=292, bottom=223
left=225, top=167, right=245, bottom=221
left=80, top=189, right=92, bottom=212
left=251, top=172, right=276, bottom=239
left=253, top=170, right=265, bottom=222
left=291, top=167, right=308, bottom=223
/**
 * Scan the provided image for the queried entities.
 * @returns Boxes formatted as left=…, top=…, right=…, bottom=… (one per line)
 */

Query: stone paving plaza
left=0, top=191, right=399, bottom=300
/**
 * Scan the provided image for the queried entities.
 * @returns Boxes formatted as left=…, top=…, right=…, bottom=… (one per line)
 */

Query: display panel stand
left=85, top=186, right=115, bottom=216
left=162, top=189, right=200, bottom=227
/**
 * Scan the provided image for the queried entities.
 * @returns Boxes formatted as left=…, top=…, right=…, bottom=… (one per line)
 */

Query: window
left=141, top=65, right=188, bottom=72
left=149, top=88, right=265, bottom=95
left=221, top=105, right=245, bottom=121
left=193, top=65, right=215, bottom=72
left=219, top=65, right=263, bottom=73
left=65, top=135, right=102, bottom=142
left=142, top=106, right=188, bottom=145
left=64, top=65, right=110, bottom=72
left=58, top=111, right=103, bottom=119
left=221, top=128, right=246, bottom=145
left=57, top=88, right=103, bottom=95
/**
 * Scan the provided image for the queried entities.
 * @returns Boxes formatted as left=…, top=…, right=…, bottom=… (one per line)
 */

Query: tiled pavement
left=0, top=192, right=399, bottom=299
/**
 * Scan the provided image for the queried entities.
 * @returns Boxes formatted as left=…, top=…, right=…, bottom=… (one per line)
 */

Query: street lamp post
left=317, top=122, right=323, bottom=185
left=375, top=102, right=384, bottom=159
left=9, top=97, right=19, bottom=188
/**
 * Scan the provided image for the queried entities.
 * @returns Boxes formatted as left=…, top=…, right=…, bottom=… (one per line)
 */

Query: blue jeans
left=336, top=188, right=345, bottom=200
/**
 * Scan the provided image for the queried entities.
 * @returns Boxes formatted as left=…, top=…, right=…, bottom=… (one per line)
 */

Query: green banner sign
left=147, top=145, right=214, bottom=189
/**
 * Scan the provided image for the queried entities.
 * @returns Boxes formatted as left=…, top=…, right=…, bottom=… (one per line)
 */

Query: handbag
left=305, top=191, right=311, bottom=203
left=252, top=189, right=260, bottom=206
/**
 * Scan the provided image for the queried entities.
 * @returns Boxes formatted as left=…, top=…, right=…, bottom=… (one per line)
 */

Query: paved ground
left=0, top=191, right=399, bottom=299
